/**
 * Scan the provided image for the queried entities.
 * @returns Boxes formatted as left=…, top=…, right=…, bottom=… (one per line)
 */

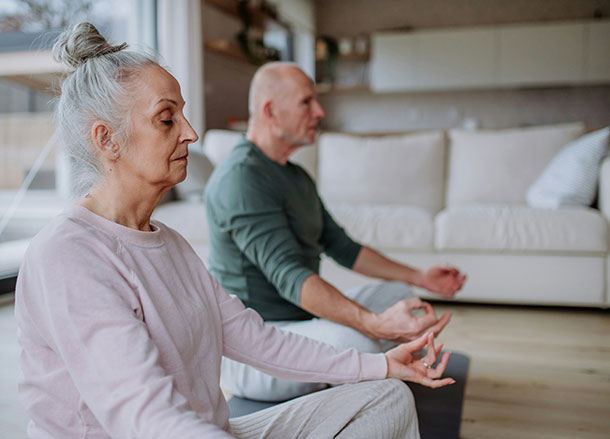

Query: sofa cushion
left=526, top=127, right=610, bottom=208
left=318, top=131, right=446, bottom=213
left=152, top=201, right=209, bottom=244
left=202, top=129, right=244, bottom=166
left=202, top=129, right=318, bottom=179
left=435, top=205, right=607, bottom=253
left=290, top=144, right=318, bottom=181
left=327, top=202, right=434, bottom=249
left=447, top=123, right=585, bottom=206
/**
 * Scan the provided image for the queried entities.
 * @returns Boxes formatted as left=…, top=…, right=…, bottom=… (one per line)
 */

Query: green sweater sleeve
left=210, top=165, right=315, bottom=306
left=319, top=199, right=362, bottom=269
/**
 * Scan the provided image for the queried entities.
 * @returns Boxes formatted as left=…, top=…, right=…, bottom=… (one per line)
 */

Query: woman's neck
left=78, top=179, right=166, bottom=231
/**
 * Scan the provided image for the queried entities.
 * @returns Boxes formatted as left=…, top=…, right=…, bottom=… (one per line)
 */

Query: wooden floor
left=1, top=298, right=609, bottom=438
left=433, top=302, right=610, bottom=439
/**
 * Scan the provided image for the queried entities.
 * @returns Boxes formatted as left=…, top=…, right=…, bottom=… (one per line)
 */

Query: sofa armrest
left=599, top=156, right=610, bottom=221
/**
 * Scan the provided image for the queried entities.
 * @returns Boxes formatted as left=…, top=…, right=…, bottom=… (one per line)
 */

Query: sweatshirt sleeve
left=16, top=237, right=233, bottom=439
left=210, top=275, right=387, bottom=383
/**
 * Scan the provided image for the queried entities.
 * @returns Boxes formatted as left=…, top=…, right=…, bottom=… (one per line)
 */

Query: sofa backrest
left=317, top=131, right=446, bottom=213
left=202, top=129, right=318, bottom=179
left=446, top=122, right=585, bottom=206
left=202, top=129, right=244, bottom=166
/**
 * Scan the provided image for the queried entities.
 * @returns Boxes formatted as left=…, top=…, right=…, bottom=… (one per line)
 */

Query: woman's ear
left=91, top=121, right=120, bottom=160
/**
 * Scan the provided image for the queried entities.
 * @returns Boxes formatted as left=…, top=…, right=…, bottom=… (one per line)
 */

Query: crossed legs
left=230, top=378, right=420, bottom=439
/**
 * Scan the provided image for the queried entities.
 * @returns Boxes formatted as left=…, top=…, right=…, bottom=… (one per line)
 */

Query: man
left=204, top=62, right=466, bottom=401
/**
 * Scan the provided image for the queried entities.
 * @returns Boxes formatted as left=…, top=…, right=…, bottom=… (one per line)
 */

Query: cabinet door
left=370, top=33, right=416, bottom=92
left=585, top=20, right=610, bottom=83
left=498, top=22, right=585, bottom=86
left=414, top=28, right=496, bottom=90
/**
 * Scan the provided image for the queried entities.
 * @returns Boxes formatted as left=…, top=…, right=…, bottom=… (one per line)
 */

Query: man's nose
left=313, top=100, right=325, bottom=119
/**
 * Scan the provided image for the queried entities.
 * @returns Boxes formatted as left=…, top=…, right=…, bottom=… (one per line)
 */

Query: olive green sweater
left=204, top=139, right=361, bottom=321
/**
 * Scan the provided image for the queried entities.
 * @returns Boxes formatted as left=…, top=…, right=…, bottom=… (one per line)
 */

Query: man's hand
left=386, top=333, right=455, bottom=388
left=365, top=297, right=451, bottom=343
left=417, top=265, right=466, bottom=298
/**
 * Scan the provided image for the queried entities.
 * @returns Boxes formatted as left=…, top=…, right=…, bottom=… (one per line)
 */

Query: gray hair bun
left=52, top=22, right=127, bottom=70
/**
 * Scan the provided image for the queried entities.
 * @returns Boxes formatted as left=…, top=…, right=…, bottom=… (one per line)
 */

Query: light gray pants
left=221, top=281, right=413, bottom=402
left=230, top=378, right=420, bottom=439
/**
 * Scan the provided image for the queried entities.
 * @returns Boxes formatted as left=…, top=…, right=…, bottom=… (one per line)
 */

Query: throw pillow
left=526, top=127, right=610, bottom=208
left=174, top=143, right=215, bottom=202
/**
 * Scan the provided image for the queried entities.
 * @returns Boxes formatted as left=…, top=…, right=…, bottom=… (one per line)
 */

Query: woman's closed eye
left=161, top=119, right=173, bottom=126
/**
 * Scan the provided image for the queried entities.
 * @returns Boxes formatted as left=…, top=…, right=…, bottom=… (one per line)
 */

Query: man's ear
left=91, top=121, right=120, bottom=160
left=262, top=100, right=274, bottom=122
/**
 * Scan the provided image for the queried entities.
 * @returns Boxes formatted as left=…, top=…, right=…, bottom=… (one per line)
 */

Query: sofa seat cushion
left=152, top=201, right=209, bottom=244
left=327, top=203, right=434, bottom=250
left=435, top=205, right=607, bottom=253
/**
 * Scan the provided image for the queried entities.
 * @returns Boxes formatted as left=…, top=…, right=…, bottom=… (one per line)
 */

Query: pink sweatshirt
left=15, top=205, right=387, bottom=438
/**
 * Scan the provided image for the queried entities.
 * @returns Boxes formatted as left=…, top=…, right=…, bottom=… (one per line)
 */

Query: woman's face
left=117, top=65, right=198, bottom=190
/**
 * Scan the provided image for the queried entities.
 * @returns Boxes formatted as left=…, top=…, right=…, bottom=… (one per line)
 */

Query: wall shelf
left=204, top=40, right=249, bottom=64
left=205, top=0, right=290, bottom=32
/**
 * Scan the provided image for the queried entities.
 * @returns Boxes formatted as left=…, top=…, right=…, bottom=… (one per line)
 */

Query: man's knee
left=345, top=281, right=414, bottom=314
left=221, top=357, right=326, bottom=401
left=321, top=324, right=382, bottom=353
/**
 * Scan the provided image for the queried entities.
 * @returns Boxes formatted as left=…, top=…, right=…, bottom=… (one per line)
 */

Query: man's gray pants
left=221, top=281, right=414, bottom=402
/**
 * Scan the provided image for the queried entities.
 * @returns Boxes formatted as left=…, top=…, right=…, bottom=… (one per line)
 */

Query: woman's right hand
left=385, top=333, right=455, bottom=388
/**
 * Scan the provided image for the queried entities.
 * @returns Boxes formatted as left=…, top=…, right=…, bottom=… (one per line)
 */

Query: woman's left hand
left=385, top=333, right=455, bottom=388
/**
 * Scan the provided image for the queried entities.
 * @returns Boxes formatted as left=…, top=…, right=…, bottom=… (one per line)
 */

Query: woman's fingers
left=427, top=352, right=451, bottom=379
left=419, top=376, right=456, bottom=388
left=425, top=333, right=437, bottom=363
left=405, top=332, right=432, bottom=353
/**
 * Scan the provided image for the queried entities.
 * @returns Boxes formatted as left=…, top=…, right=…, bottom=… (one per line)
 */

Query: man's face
left=272, top=70, right=325, bottom=147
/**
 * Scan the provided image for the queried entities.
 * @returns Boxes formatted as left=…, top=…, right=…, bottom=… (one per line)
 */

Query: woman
left=15, top=23, right=454, bottom=439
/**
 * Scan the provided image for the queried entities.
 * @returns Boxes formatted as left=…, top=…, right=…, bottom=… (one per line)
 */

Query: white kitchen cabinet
left=370, top=33, right=417, bottom=92
left=371, top=28, right=495, bottom=92
left=586, top=20, right=610, bottom=83
left=498, top=22, right=585, bottom=86
left=413, top=28, right=496, bottom=90
left=370, top=19, right=610, bottom=92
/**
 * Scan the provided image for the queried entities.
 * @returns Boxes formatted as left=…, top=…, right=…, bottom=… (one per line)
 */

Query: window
left=0, top=0, right=133, bottom=245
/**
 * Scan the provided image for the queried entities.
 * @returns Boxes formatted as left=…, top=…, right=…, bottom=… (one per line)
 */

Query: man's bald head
left=246, top=61, right=324, bottom=157
left=248, top=62, right=313, bottom=119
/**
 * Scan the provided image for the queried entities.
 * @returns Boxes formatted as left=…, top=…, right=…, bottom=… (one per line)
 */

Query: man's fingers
left=404, top=297, right=423, bottom=308
left=429, top=312, right=452, bottom=337
left=419, top=301, right=435, bottom=315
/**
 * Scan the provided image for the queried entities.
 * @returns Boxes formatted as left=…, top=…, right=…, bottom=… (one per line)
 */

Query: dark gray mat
left=228, top=352, right=469, bottom=439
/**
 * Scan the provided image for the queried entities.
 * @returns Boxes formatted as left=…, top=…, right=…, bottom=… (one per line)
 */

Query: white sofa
left=153, top=122, right=610, bottom=308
